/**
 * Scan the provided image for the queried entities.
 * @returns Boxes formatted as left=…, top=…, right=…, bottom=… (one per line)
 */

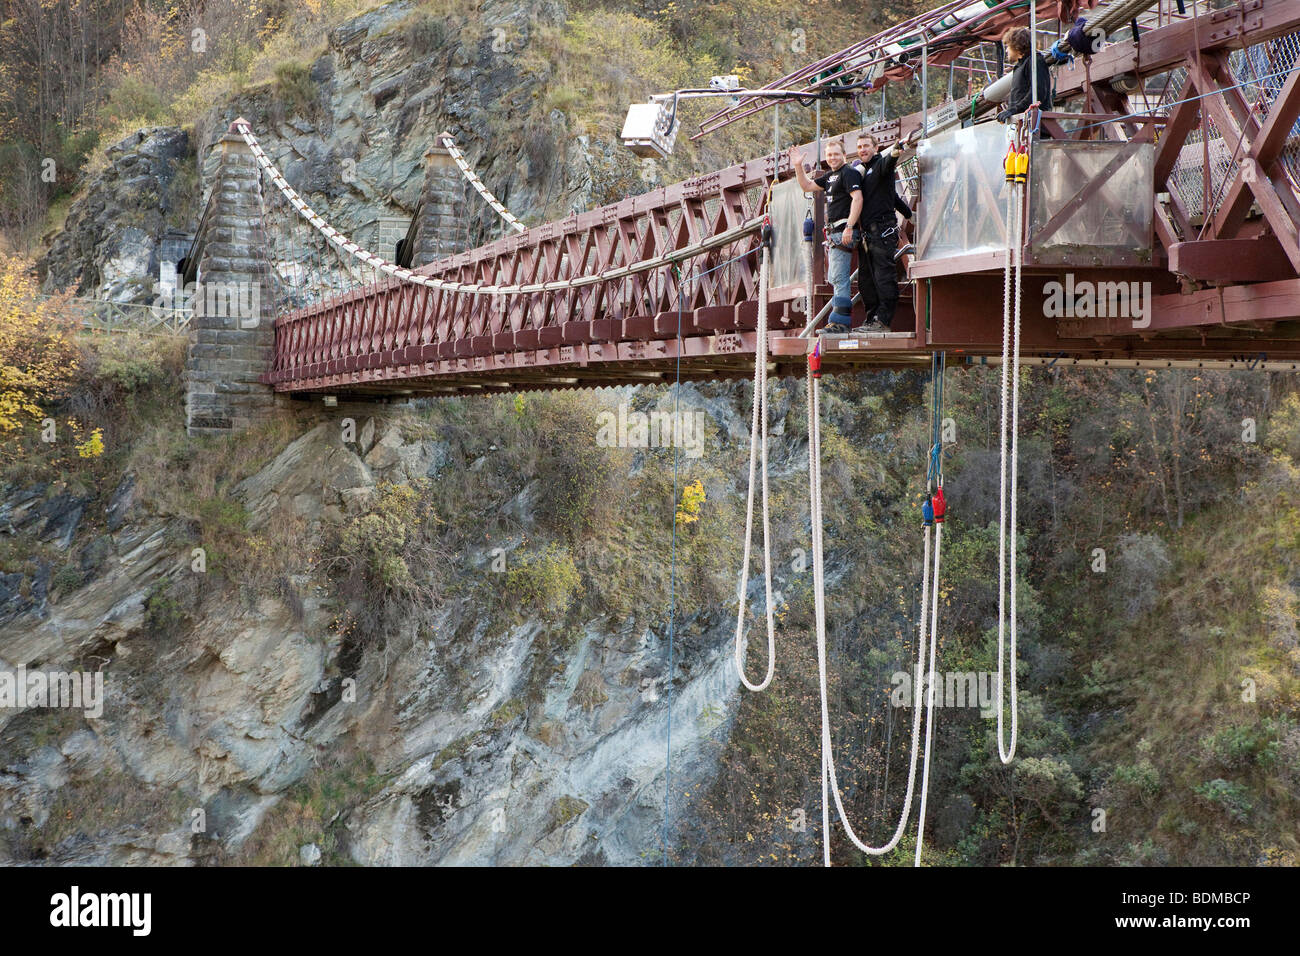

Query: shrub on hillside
left=1112, top=531, right=1171, bottom=618
left=1193, top=778, right=1253, bottom=822
left=504, top=544, right=580, bottom=620
left=0, top=258, right=80, bottom=445
left=1200, top=724, right=1269, bottom=772
left=532, top=396, right=616, bottom=542
left=330, top=479, right=443, bottom=638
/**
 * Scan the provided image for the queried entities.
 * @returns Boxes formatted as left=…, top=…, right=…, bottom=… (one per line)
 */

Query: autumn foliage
left=0, top=256, right=79, bottom=440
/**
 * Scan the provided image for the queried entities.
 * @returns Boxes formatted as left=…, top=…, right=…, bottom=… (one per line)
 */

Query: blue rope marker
left=927, top=351, right=946, bottom=490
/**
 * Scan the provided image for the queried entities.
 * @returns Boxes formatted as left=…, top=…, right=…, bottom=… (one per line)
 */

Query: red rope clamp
left=931, top=486, right=947, bottom=523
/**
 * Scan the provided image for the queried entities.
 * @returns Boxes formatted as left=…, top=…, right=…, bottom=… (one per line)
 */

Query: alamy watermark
left=891, top=668, right=997, bottom=717
left=0, top=666, right=104, bottom=719
left=595, top=405, right=705, bottom=459
left=49, top=886, right=150, bottom=936
left=1043, top=274, right=1153, bottom=328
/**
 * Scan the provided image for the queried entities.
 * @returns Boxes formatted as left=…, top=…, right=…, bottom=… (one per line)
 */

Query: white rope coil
left=807, top=362, right=938, bottom=864
left=734, top=244, right=776, bottom=691
left=996, top=160, right=1022, bottom=765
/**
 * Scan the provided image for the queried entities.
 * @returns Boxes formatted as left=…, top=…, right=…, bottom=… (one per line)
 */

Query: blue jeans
left=827, top=231, right=858, bottom=323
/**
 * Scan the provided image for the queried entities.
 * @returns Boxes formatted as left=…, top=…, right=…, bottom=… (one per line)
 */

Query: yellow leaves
left=75, top=426, right=104, bottom=459
left=0, top=257, right=80, bottom=442
left=675, top=478, right=705, bottom=526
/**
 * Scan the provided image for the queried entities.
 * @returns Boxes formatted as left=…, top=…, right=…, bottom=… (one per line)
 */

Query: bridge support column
left=412, top=139, right=468, bottom=266
left=184, top=120, right=282, bottom=437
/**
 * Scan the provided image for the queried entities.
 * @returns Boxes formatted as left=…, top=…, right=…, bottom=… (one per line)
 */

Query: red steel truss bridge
left=228, top=0, right=1300, bottom=397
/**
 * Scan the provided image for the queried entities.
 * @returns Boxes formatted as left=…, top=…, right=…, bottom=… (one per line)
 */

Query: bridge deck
left=259, top=0, right=1300, bottom=398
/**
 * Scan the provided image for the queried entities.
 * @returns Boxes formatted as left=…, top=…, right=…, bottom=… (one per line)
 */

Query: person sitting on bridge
left=997, top=26, right=1054, bottom=125
left=851, top=132, right=912, bottom=333
left=788, top=138, right=862, bottom=334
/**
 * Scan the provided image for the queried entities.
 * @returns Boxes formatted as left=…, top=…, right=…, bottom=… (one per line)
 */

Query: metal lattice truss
left=246, top=0, right=1300, bottom=395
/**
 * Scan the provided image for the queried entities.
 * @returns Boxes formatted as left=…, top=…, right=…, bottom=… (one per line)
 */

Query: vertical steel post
left=1030, top=0, right=1038, bottom=108
left=816, top=99, right=822, bottom=165
left=922, top=40, right=929, bottom=136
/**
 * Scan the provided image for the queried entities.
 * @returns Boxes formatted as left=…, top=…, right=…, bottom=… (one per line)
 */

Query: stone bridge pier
left=183, top=121, right=467, bottom=437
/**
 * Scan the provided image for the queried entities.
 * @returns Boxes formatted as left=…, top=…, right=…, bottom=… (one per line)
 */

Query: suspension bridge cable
left=231, top=121, right=762, bottom=298
left=440, top=133, right=527, bottom=233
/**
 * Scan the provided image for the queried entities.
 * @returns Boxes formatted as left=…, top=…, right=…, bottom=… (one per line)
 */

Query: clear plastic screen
left=915, top=122, right=1013, bottom=261
left=1027, top=139, right=1154, bottom=267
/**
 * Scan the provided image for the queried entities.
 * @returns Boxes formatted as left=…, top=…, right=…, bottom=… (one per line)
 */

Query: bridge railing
left=35, top=294, right=191, bottom=335
left=269, top=153, right=808, bottom=383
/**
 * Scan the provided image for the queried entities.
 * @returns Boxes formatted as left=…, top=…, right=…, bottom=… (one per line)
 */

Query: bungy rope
left=913, top=351, right=947, bottom=866
left=229, top=119, right=762, bottom=297
left=439, top=132, right=527, bottom=233
left=733, top=229, right=776, bottom=691
left=995, top=121, right=1027, bottom=765
left=806, top=346, right=941, bottom=865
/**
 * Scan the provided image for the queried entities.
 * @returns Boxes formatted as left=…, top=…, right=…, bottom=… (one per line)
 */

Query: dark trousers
left=857, top=220, right=900, bottom=327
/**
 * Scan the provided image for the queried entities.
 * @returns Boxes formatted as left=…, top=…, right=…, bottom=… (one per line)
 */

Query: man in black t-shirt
left=851, top=132, right=912, bottom=332
left=789, top=139, right=862, bottom=333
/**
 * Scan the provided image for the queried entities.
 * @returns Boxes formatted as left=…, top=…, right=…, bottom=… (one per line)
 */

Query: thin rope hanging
left=913, top=351, right=947, bottom=866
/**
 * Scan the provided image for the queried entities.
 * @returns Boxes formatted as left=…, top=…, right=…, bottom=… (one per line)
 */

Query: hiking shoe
left=852, top=319, right=889, bottom=334
left=820, top=322, right=849, bottom=335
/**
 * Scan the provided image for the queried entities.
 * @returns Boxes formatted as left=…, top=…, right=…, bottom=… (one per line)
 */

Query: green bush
left=532, top=397, right=615, bottom=542
left=504, top=544, right=580, bottom=619
left=143, top=583, right=188, bottom=636
left=330, top=479, right=442, bottom=638
left=338, top=481, right=430, bottom=591
left=1200, top=724, right=1267, bottom=771
left=273, top=62, right=318, bottom=117
left=1111, top=739, right=1162, bottom=806
left=100, top=75, right=168, bottom=127
left=50, top=565, right=85, bottom=594
left=1193, top=778, right=1253, bottom=822
left=92, top=334, right=181, bottom=393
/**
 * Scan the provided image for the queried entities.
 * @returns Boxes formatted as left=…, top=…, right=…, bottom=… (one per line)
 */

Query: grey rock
left=41, top=127, right=192, bottom=300
left=38, top=494, right=88, bottom=550
left=79, top=535, right=113, bottom=574
left=106, top=473, right=138, bottom=532
left=0, top=484, right=48, bottom=534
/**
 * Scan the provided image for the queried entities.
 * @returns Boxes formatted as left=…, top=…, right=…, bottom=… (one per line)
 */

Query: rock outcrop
left=0, top=411, right=742, bottom=865
left=40, top=127, right=193, bottom=302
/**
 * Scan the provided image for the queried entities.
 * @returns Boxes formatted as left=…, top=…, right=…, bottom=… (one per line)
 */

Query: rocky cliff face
left=0, top=397, right=761, bottom=864
left=40, top=127, right=193, bottom=302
